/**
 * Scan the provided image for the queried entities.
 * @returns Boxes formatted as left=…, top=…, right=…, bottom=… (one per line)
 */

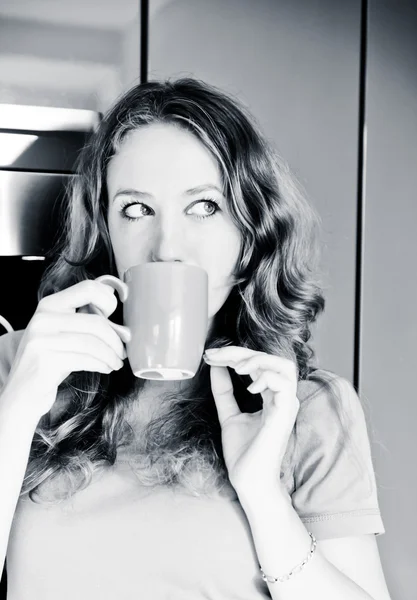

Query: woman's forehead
left=107, top=124, right=223, bottom=189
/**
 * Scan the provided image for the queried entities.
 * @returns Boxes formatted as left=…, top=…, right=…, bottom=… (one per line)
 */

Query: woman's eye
left=188, top=199, right=220, bottom=220
left=120, top=202, right=151, bottom=221
left=120, top=199, right=220, bottom=222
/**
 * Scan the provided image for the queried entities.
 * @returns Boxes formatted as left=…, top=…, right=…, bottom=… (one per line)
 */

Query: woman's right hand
left=0, top=279, right=131, bottom=423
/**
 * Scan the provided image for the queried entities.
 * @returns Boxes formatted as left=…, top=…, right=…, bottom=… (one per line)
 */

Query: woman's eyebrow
left=113, top=184, right=223, bottom=202
left=183, top=184, right=223, bottom=196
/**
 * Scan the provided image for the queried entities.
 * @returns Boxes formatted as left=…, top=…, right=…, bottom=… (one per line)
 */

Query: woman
left=0, top=78, right=391, bottom=599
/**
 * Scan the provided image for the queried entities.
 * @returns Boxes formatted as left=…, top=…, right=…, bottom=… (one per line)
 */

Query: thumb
left=210, top=365, right=241, bottom=425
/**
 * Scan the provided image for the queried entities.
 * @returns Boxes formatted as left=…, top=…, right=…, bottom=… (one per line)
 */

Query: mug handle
left=87, top=274, right=130, bottom=342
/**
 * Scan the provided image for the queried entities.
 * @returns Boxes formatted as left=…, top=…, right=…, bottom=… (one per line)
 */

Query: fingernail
left=205, top=348, right=219, bottom=355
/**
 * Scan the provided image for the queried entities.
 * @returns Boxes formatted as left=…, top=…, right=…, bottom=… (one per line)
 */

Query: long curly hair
left=22, top=77, right=333, bottom=503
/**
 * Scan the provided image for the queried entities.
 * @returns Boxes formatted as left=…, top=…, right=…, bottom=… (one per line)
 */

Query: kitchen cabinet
left=0, top=0, right=140, bottom=113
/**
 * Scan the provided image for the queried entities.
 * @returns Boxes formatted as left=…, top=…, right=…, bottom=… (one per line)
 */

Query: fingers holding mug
left=95, top=274, right=129, bottom=303
left=80, top=275, right=131, bottom=343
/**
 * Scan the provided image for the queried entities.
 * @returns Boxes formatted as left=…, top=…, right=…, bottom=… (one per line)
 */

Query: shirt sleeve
left=290, top=371, right=385, bottom=540
left=0, top=329, right=25, bottom=393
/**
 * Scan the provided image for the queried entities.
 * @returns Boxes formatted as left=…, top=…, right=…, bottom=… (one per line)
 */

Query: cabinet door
left=361, top=1, right=417, bottom=598
left=149, top=0, right=362, bottom=381
left=0, top=0, right=140, bottom=113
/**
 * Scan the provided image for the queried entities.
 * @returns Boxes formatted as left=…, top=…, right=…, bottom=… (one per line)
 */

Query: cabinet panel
left=361, top=1, right=417, bottom=597
left=0, top=0, right=140, bottom=113
left=149, top=0, right=361, bottom=381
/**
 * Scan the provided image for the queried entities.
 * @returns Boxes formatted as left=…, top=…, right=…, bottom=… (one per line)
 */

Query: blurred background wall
left=0, top=1, right=416, bottom=598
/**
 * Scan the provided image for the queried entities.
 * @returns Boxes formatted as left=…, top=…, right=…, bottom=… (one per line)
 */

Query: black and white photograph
left=0, top=1, right=415, bottom=599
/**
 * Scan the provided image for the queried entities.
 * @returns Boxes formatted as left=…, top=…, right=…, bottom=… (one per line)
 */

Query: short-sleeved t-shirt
left=0, top=330, right=385, bottom=600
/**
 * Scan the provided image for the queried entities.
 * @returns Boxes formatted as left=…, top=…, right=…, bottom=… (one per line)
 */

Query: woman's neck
left=127, top=377, right=190, bottom=427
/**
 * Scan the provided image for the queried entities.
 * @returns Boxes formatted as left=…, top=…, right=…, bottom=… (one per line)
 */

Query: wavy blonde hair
left=22, top=77, right=336, bottom=503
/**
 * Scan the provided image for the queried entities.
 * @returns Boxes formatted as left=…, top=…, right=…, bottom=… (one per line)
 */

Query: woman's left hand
left=204, top=346, right=300, bottom=498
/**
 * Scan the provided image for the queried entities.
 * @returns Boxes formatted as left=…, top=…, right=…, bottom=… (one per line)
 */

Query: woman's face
left=106, top=123, right=242, bottom=325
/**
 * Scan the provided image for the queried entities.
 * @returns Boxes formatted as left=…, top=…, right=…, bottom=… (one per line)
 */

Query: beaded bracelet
left=260, top=532, right=317, bottom=584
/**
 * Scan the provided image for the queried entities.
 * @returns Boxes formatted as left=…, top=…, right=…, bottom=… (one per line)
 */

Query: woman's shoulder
left=297, top=367, right=345, bottom=402
left=296, top=367, right=363, bottom=426
left=291, top=368, right=385, bottom=539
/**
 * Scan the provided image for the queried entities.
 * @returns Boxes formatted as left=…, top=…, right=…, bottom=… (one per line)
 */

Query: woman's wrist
left=0, top=386, right=42, bottom=432
left=236, top=480, right=314, bottom=580
left=236, top=479, right=291, bottom=516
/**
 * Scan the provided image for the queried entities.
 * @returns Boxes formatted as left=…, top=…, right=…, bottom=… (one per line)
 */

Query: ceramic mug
left=88, top=262, right=209, bottom=380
